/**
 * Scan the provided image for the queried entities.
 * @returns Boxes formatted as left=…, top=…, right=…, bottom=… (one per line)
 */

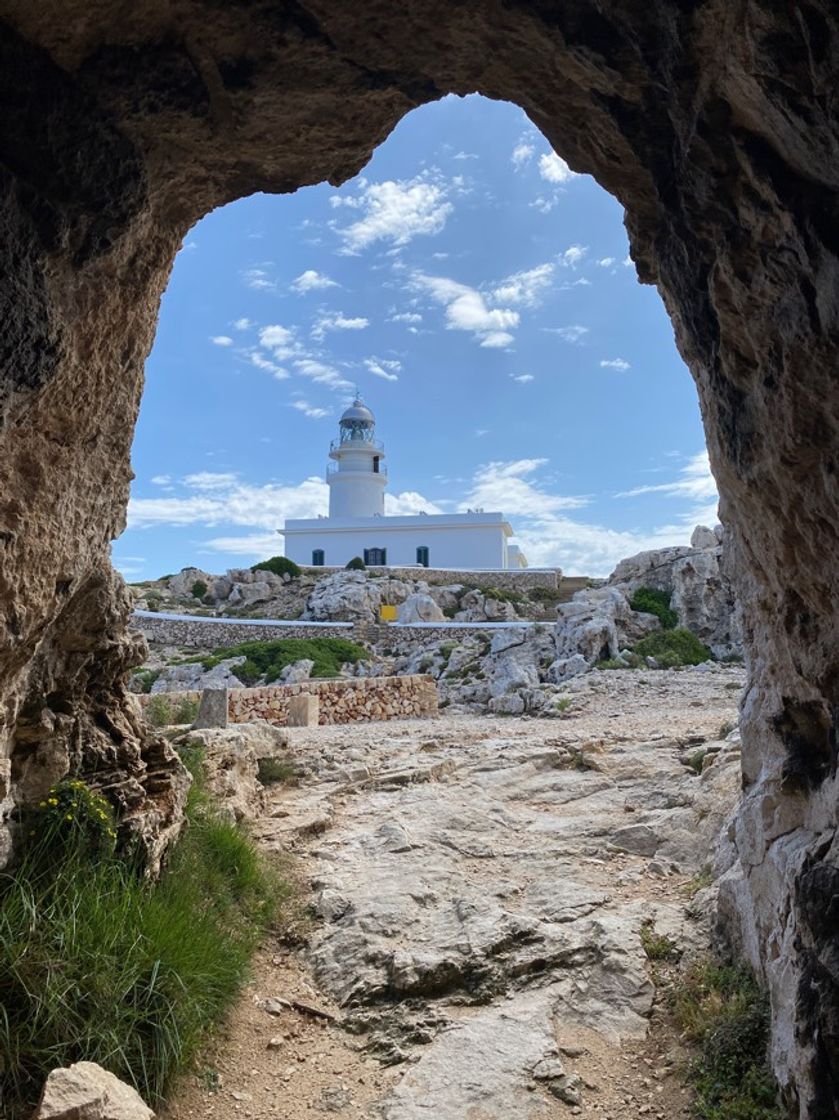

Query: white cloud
left=292, top=269, right=338, bottom=293
left=128, top=475, right=329, bottom=532
left=412, top=273, right=519, bottom=348
left=616, top=451, right=717, bottom=504
left=334, top=174, right=453, bottom=253
left=311, top=312, right=369, bottom=341
left=202, top=532, right=287, bottom=558
left=233, top=317, right=253, bottom=331
left=530, top=196, right=558, bottom=214
left=210, top=335, right=233, bottom=347
left=453, top=151, right=478, bottom=161
left=259, top=324, right=294, bottom=350
left=559, top=245, right=587, bottom=268
left=385, top=491, right=445, bottom=515
left=242, top=267, right=277, bottom=292
left=364, top=357, right=400, bottom=382
left=389, top=311, right=423, bottom=324
left=151, top=475, right=171, bottom=486
left=600, top=358, right=631, bottom=371
left=462, top=459, right=588, bottom=520
left=597, top=257, right=616, bottom=268
left=249, top=352, right=289, bottom=380
left=538, top=151, right=577, bottom=184
left=182, top=472, right=239, bottom=491
left=511, top=141, right=535, bottom=168
left=510, top=373, right=535, bottom=383
left=294, top=358, right=353, bottom=392
left=490, top=263, right=554, bottom=308
left=291, top=399, right=330, bottom=419
left=544, top=325, right=589, bottom=343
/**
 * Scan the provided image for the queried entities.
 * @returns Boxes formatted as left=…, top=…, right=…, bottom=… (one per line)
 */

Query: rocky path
left=163, top=667, right=744, bottom=1120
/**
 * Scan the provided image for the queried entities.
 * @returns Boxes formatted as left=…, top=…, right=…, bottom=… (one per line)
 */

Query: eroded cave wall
left=0, top=1, right=837, bottom=1113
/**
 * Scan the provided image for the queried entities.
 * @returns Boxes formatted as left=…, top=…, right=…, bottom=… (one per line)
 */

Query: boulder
left=150, top=657, right=246, bottom=693
left=34, top=1062, right=154, bottom=1120
left=554, top=587, right=635, bottom=665
left=456, top=589, right=519, bottom=622
left=304, top=571, right=382, bottom=622
left=397, top=593, right=445, bottom=624
left=280, top=658, right=315, bottom=683
left=176, top=721, right=289, bottom=820
left=166, top=567, right=212, bottom=600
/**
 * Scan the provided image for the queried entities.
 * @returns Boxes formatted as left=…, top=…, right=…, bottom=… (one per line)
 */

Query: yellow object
left=379, top=604, right=398, bottom=622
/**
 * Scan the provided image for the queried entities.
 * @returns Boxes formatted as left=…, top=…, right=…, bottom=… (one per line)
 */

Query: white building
left=281, top=397, right=527, bottom=570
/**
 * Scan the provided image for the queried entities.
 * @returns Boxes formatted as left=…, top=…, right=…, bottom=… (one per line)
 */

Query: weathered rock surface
left=2, top=5, right=838, bottom=1111
left=35, top=1061, right=154, bottom=1120
left=396, top=593, right=444, bottom=624
left=176, top=720, right=289, bottom=821
left=148, top=657, right=246, bottom=693
left=250, top=685, right=742, bottom=1117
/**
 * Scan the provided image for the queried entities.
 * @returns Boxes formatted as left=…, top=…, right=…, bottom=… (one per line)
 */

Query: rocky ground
left=162, top=667, right=744, bottom=1120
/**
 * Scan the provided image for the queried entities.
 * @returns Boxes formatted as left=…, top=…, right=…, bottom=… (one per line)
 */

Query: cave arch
left=1, top=3, right=837, bottom=1115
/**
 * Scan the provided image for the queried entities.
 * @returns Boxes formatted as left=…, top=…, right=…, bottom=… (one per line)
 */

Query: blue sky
left=117, top=94, right=717, bottom=580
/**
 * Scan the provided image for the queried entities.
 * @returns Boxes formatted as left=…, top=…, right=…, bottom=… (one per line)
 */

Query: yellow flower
left=65, top=814, right=73, bottom=821
left=39, top=801, right=47, bottom=808
left=48, top=798, right=58, bottom=806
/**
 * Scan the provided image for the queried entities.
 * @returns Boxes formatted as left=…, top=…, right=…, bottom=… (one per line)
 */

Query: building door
left=312, top=549, right=325, bottom=566
left=364, top=547, right=387, bottom=566
left=416, top=546, right=429, bottom=567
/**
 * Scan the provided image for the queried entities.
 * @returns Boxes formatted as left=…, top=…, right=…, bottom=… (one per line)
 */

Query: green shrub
left=629, top=586, right=678, bottom=629
left=250, top=556, right=301, bottom=580
left=671, top=959, right=783, bottom=1120
left=191, top=579, right=208, bottom=600
left=640, top=920, right=679, bottom=961
left=144, top=693, right=199, bottom=728
left=480, top=586, right=525, bottom=606
left=345, top=556, right=366, bottom=571
left=257, top=757, right=300, bottom=786
left=596, top=657, right=635, bottom=670
left=0, top=771, right=287, bottom=1119
left=442, top=605, right=459, bottom=619
left=688, top=748, right=708, bottom=775
left=182, top=637, right=367, bottom=685
left=133, top=668, right=160, bottom=694
left=527, top=586, right=564, bottom=605
left=634, top=628, right=712, bottom=667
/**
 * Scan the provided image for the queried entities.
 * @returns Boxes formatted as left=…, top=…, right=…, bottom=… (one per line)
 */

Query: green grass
left=670, top=959, right=783, bottom=1120
left=629, top=586, right=678, bottom=629
left=634, top=628, right=712, bottom=667
left=257, top=757, right=300, bottom=786
left=640, top=920, right=679, bottom=961
left=133, top=668, right=161, bottom=694
left=0, top=763, right=289, bottom=1119
left=527, top=585, right=565, bottom=606
left=179, top=637, right=368, bottom=686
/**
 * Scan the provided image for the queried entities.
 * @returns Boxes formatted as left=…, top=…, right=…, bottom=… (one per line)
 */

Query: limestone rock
left=304, top=572, right=382, bottom=623
left=397, top=593, right=445, bottom=624
left=280, top=658, right=315, bottom=683
left=175, top=723, right=292, bottom=820
left=166, top=568, right=213, bottom=600
left=150, top=657, right=246, bottom=692
left=35, top=1061, right=154, bottom=1119
left=554, top=587, right=636, bottom=665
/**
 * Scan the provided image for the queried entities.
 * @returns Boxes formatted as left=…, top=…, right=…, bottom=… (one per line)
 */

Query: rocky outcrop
left=303, top=572, right=413, bottom=623
left=146, top=656, right=246, bottom=693
left=34, top=1061, right=154, bottom=1120
left=608, top=526, right=741, bottom=659
left=2, top=6, right=838, bottom=1111
left=396, top=593, right=445, bottom=624
left=176, top=721, right=290, bottom=821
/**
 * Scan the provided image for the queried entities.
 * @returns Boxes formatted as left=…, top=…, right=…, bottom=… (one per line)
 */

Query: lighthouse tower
left=326, top=396, right=387, bottom=518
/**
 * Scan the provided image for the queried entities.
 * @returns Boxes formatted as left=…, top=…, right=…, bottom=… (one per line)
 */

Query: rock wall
left=138, top=675, right=438, bottom=726
left=1, top=4, right=838, bottom=1111
left=132, top=613, right=353, bottom=649
left=305, top=566, right=561, bottom=592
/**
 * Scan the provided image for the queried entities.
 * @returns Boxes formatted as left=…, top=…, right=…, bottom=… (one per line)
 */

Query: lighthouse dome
left=340, top=398, right=375, bottom=426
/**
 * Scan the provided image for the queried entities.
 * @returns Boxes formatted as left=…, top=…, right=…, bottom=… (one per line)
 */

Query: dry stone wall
left=133, top=612, right=353, bottom=649
left=303, top=567, right=560, bottom=592
left=139, top=675, right=438, bottom=727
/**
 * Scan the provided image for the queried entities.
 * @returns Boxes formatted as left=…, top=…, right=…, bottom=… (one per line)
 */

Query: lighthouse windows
left=364, top=548, right=387, bottom=566
left=416, top=546, right=429, bottom=567
left=373, top=456, right=380, bottom=473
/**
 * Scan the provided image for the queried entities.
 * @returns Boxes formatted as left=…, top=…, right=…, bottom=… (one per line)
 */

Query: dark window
left=416, top=546, right=429, bottom=567
left=373, top=455, right=380, bottom=474
left=364, top=547, right=387, bottom=566
left=312, top=549, right=325, bottom=566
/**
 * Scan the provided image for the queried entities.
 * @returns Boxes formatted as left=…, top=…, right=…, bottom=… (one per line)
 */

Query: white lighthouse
left=326, top=396, right=387, bottom=518
left=281, top=394, right=527, bottom=570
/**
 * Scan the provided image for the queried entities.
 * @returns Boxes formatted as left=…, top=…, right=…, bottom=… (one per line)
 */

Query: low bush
left=186, top=636, right=368, bottom=685
left=595, top=657, right=634, bottom=670
left=0, top=767, right=287, bottom=1119
left=133, top=668, right=160, bottom=694
left=671, top=958, right=783, bottom=1119
left=191, top=579, right=208, bottom=600
left=345, top=556, right=366, bottom=571
left=640, top=920, right=679, bottom=961
left=480, top=585, right=525, bottom=606
left=629, top=586, right=678, bottom=629
left=634, top=628, right=712, bottom=667
left=250, top=556, right=301, bottom=580
left=145, top=693, right=200, bottom=728
left=257, top=757, right=300, bottom=786
left=527, top=586, right=565, bottom=606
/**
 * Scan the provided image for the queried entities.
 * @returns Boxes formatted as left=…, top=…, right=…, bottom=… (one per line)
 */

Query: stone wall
left=133, top=611, right=353, bottom=649
left=302, top=566, right=561, bottom=592
left=139, top=675, right=438, bottom=726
